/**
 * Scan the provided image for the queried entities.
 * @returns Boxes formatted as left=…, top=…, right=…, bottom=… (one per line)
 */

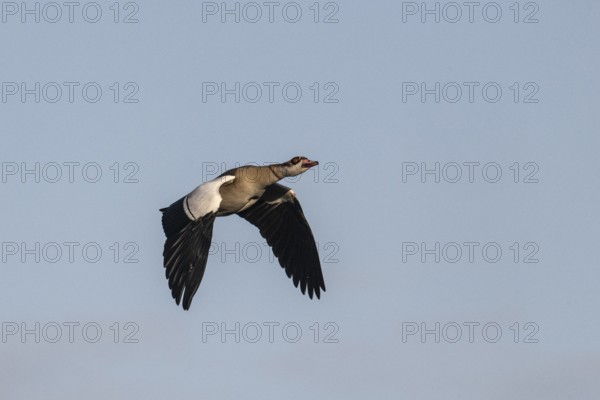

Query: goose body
left=160, top=156, right=326, bottom=310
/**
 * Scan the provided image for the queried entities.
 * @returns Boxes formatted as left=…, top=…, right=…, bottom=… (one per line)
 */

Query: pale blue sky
left=1, top=1, right=600, bottom=399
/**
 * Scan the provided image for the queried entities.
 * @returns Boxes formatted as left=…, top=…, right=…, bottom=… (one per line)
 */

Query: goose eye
left=291, top=157, right=300, bottom=164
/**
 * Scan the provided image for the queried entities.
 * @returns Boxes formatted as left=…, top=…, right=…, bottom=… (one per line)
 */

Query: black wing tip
left=238, top=190, right=327, bottom=303
left=181, top=298, right=191, bottom=310
left=182, top=289, right=197, bottom=310
left=167, top=268, right=195, bottom=311
left=163, top=215, right=216, bottom=312
left=305, top=282, right=326, bottom=300
left=170, top=288, right=192, bottom=310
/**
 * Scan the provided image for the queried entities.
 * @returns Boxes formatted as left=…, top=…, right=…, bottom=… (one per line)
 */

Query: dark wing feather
left=161, top=197, right=215, bottom=310
left=238, top=184, right=326, bottom=299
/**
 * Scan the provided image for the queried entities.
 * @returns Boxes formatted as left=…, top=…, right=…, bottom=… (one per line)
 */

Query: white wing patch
left=184, top=175, right=235, bottom=219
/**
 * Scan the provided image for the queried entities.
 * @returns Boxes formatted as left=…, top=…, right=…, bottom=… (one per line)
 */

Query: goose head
left=283, top=156, right=319, bottom=177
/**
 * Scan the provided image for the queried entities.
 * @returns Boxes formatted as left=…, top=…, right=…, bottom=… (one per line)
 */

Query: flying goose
left=160, top=156, right=326, bottom=309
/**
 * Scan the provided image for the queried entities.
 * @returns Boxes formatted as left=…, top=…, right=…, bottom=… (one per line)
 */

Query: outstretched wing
left=160, top=176, right=234, bottom=310
left=238, top=184, right=326, bottom=299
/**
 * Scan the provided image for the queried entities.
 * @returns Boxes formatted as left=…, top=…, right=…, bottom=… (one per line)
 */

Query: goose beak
left=302, top=159, right=319, bottom=168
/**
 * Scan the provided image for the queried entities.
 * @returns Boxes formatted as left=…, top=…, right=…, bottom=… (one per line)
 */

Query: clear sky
left=1, top=1, right=600, bottom=399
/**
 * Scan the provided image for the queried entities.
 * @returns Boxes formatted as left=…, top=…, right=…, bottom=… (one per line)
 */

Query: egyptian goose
left=160, top=156, right=326, bottom=309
